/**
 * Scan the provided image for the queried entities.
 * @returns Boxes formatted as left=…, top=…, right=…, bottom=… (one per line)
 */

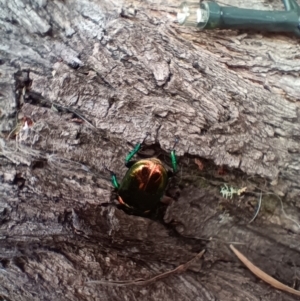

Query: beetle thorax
left=132, top=158, right=167, bottom=192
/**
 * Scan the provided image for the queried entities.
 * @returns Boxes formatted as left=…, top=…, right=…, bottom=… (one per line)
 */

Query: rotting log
left=1, top=0, right=300, bottom=300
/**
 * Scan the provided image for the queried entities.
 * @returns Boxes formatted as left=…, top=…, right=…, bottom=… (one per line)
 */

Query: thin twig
left=86, top=249, right=205, bottom=287
left=249, top=191, right=262, bottom=224
left=230, top=245, right=300, bottom=296
left=246, top=178, right=300, bottom=230
left=52, top=102, right=96, bottom=129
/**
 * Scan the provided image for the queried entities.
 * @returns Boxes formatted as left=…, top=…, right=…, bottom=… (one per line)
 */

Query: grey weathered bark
left=1, top=0, right=300, bottom=300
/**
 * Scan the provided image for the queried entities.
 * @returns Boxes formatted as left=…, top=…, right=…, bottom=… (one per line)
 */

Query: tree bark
left=1, top=0, right=300, bottom=300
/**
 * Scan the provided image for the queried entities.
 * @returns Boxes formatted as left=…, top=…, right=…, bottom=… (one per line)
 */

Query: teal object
left=177, top=0, right=300, bottom=37
left=106, top=134, right=179, bottom=214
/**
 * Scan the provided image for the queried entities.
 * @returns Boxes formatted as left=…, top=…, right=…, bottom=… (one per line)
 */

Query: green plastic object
left=177, top=0, right=300, bottom=37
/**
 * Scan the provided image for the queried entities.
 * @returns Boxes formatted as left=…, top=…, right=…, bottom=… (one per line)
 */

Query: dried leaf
left=237, top=187, right=247, bottom=195
left=230, top=244, right=300, bottom=296
left=195, top=158, right=204, bottom=170
left=6, top=117, right=34, bottom=139
left=23, top=116, right=34, bottom=127
left=217, top=166, right=226, bottom=175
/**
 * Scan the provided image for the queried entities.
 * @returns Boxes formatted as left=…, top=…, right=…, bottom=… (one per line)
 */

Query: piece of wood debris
left=230, top=244, right=300, bottom=296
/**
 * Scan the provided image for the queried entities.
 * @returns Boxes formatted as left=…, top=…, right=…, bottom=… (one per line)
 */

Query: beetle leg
left=170, top=136, right=179, bottom=173
left=104, top=166, right=120, bottom=189
left=125, top=132, right=150, bottom=165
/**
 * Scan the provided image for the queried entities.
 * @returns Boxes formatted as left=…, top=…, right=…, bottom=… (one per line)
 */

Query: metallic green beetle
left=106, top=134, right=178, bottom=214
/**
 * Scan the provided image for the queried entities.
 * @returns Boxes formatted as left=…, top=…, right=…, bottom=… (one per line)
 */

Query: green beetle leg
left=104, top=166, right=120, bottom=189
left=125, top=132, right=150, bottom=167
left=170, top=136, right=179, bottom=173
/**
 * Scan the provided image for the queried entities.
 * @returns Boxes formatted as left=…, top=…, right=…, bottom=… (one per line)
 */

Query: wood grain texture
left=0, top=0, right=300, bottom=300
